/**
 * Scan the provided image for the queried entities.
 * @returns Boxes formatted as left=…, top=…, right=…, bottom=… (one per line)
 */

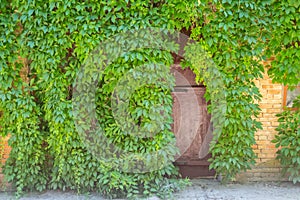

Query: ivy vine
left=272, top=97, right=300, bottom=184
left=0, top=0, right=298, bottom=198
left=267, top=0, right=300, bottom=184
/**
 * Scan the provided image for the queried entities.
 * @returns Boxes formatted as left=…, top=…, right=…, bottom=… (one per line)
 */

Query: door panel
left=171, top=65, right=215, bottom=178
left=172, top=87, right=210, bottom=160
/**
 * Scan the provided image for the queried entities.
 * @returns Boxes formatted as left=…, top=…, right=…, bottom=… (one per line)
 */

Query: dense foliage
left=0, top=0, right=298, bottom=198
left=267, top=1, right=300, bottom=184
left=267, top=1, right=300, bottom=183
left=266, top=0, right=300, bottom=86
left=0, top=1, right=192, bottom=198
left=187, top=1, right=270, bottom=180
left=272, top=97, right=300, bottom=184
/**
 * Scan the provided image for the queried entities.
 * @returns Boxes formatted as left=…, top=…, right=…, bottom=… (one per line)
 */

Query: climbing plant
left=0, top=0, right=192, bottom=198
left=0, top=0, right=49, bottom=196
left=0, top=0, right=298, bottom=198
left=272, top=97, right=300, bottom=184
left=266, top=0, right=300, bottom=86
left=267, top=0, right=300, bottom=184
left=184, top=0, right=271, bottom=181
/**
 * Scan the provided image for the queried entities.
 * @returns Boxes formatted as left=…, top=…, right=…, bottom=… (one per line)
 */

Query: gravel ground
left=0, top=179, right=299, bottom=200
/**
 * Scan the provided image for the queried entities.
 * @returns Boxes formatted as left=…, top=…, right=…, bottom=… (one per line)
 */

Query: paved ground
left=0, top=179, right=299, bottom=200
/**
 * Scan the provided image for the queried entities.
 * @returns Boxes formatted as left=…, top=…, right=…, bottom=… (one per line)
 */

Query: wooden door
left=171, top=65, right=215, bottom=178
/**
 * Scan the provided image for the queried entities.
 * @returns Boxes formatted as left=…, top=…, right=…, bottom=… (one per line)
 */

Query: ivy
left=267, top=0, right=300, bottom=184
left=1, top=0, right=192, bottom=198
left=266, top=0, right=300, bottom=86
left=272, top=96, right=300, bottom=184
left=184, top=0, right=270, bottom=181
left=1, top=0, right=298, bottom=198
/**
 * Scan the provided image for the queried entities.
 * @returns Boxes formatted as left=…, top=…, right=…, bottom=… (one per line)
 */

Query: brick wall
left=0, top=135, right=11, bottom=187
left=0, top=136, right=11, bottom=169
left=237, top=68, right=287, bottom=182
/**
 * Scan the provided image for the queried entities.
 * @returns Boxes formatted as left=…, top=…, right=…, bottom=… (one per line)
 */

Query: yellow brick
left=261, top=121, right=272, bottom=126
left=264, top=99, right=281, bottom=103
left=269, top=118, right=279, bottom=123
left=260, top=90, right=268, bottom=95
left=273, top=94, right=282, bottom=99
left=259, top=135, right=268, bottom=140
left=271, top=121, right=279, bottom=126
left=256, top=140, right=268, bottom=145
left=272, top=104, right=283, bottom=109
left=253, top=150, right=260, bottom=154
left=272, top=85, right=283, bottom=90
left=260, top=158, right=270, bottom=163
left=268, top=89, right=281, bottom=95
left=259, top=152, right=276, bottom=158
left=269, top=108, right=282, bottom=112
left=262, top=85, right=274, bottom=89
left=260, top=104, right=274, bottom=109
left=260, top=80, right=273, bottom=85
left=262, top=113, right=276, bottom=118
left=266, top=127, right=276, bottom=131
